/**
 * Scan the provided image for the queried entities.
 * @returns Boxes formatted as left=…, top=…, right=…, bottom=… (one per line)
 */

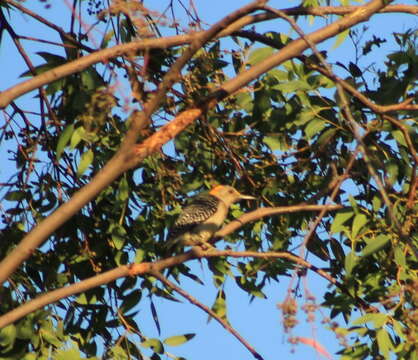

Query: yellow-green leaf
left=212, top=290, right=227, bottom=320
left=333, top=29, right=349, bottom=49
left=163, top=333, right=195, bottom=346
left=77, top=149, right=94, bottom=176
left=352, top=213, right=367, bottom=238
left=344, top=251, right=357, bottom=276
left=141, top=338, right=164, bottom=354
left=331, top=209, right=354, bottom=234
left=361, top=234, right=390, bottom=257
left=352, top=313, right=387, bottom=327
left=376, top=328, right=393, bottom=359
left=56, top=124, right=74, bottom=160
left=70, top=126, right=85, bottom=149
left=248, top=47, right=274, bottom=65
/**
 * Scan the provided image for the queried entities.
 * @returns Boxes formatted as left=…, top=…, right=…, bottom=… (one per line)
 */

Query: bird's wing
left=168, top=195, right=219, bottom=240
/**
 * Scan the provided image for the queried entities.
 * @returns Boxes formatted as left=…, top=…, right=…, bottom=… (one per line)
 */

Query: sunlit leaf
left=56, top=124, right=75, bottom=160
left=352, top=213, right=367, bottom=238
left=331, top=210, right=354, bottom=234
left=344, top=251, right=357, bottom=276
left=361, top=235, right=390, bottom=257
left=77, top=149, right=94, bottom=176
left=163, top=334, right=195, bottom=346
left=333, top=29, right=349, bottom=49
left=248, top=47, right=274, bottom=65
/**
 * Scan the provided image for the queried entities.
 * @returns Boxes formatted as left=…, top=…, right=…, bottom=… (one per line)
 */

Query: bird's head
left=209, top=185, right=256, bottom=207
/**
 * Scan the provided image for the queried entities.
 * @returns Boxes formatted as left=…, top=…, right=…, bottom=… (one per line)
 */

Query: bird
left=165, top=185, right=256, bottom=251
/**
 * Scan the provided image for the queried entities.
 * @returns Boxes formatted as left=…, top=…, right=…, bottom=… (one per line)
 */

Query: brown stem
left=215, top=204, right=342, bottom=240
left=0, top=202, right=343, bottom=327
left=0, top=112, right=148, bottom=285
left=152, top=271, right=265, bottom=360
left=0, top=0, right=395, bottom=286
left=1, top=2, right=416, bottom=108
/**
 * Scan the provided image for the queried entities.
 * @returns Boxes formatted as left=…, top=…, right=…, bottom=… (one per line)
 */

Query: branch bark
left=1, top=2, right=416, bottom=108
left=215, top=204, right=342, bottom=240
left=0, top=0, right=393, bottom=286
left=0, top=1, right=265, bottom=285
left=0, top=203, right=341, bottom=327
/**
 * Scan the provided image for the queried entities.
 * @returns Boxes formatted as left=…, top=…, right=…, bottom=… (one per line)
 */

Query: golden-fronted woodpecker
left=166, top=185, right=255, bottom=249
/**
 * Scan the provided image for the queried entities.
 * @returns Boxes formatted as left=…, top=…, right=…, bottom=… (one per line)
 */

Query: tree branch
left=220, top=0, right=395, bottom=96
left=0, top=1, right=266, bottom=285
left=306, top=63, right=417, bottom=113
left=0, top=202, right=342, bottom=327
left=0, top=111, right=147, bottom=285
left=196, top=249, right=337, bottom=285
left=0, top=0, right=395, bottom=287
left=1, top=2, right=416, bottom=108
left=215, top=204, right=342, bottom=240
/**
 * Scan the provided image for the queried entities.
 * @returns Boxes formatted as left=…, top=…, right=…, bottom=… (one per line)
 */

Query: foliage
left=0, top=1, right=416, bottom=359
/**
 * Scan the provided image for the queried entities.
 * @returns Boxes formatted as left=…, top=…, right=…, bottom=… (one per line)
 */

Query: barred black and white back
left=167, top=194, right=220, bottom=241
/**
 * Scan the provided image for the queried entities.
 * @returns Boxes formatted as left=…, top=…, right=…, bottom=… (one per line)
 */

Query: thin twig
left=199, top=249, right=337, bottom=284
left=151, top=270, right=265, bottom=360
left=301, top=150, right=359, bottom=249
left=262, top=3, right=402, bottom=239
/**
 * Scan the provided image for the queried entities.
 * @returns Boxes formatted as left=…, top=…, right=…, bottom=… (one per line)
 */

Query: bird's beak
left=239, top=194, right=256, bottom=200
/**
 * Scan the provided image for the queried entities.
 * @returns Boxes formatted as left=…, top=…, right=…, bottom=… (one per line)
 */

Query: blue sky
left=0, top=1, right=417, bottom=359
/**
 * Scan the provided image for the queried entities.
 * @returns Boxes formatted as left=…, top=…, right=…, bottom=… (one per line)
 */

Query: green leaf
left=344, top=251, right=357, bottom=276
left=135, top=249, right=145, bottom=263
left=118, top=176, right=129, bottom=202
left=81, top=68, right=103, bottom=91
left=348, top=62, right=362, bottom=77
left=376, top=328, right=393, bottom=359
left=305, top=119, right=326, bottom=139
left=351, top=213, right=367, bottom=238
left=5, top=190, right=26, bottom=201
left=333, top=29, right=349, bottom=49
left=141, top=338, right=164, bottom=354
left=150, top=297, right=161, bottom=335
left=361, top=234, right=390, bottom=257
left=392, top=320, right=406, bottom=340
left=211, top=290, right=227, bottom=320
left=348, top=195, right=358, bottom=213
left=70, top=126, right=85, bottom=149
left=263, top=135, right=281, bottom=151
left=120, top=290, right=141, bottom=314
left=307, top=236, right=329, bottom=261
left=330, top=238, right=345, bottom=263
left=317, top=127, right=337, bottom=147
left=54, top=348, right=84, bottom=360
left=56, top=124, right=75, bottom=160
left=76, top=293, right=97, bottom=305
left=392, top=130, right=407, bottom=147
left=372, top=196, right=382, bottom=212
left=248, top=47, right=274, bottom=65
left=352, top=313, right=387, bottom=327
left=273, top=80, right=311, bottom=93
left=331, top=209, right=354, bottom=233
left=109, top=223, right=127, bottom=250
left=385, top=160, right=398, bottom=186
left=41, top=328, right=62, bottom=347
left=394, top=247, right=406, bottom=267
left=77, top=149, right=94, bottom=176
left=163, top=333, right=195, bottom=346
left=235, top=92, right=253, bottom=112
left=0, top=325, right=17, bottom=352
left=20, top=52, right=66, bottom=77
